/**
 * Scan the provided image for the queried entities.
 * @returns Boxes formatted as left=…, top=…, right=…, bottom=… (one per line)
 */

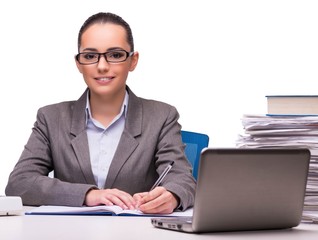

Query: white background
left=1, top=0, right=318, bottom=194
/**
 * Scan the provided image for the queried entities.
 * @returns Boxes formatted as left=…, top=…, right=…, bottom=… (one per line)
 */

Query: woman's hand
left=133, top=186, right=179, bottom=214
left=85, top=188, right=136, bottom=210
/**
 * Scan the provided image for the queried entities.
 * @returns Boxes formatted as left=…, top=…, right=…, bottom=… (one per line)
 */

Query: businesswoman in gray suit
left=5, top=12, right=195, bottom=214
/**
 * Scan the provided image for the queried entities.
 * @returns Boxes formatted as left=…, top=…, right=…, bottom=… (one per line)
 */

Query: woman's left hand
left=133, top=186, right=179, bottom=214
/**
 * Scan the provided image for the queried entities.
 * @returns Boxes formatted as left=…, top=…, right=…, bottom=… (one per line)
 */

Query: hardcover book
left=266, top=95, right=318, bottom=116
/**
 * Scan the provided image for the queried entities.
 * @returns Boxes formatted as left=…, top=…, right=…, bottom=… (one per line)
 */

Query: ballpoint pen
left=150, top=161, right=174, bottom=191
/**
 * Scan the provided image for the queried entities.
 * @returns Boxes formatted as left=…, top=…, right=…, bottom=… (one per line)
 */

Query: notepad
left=25, top=205, right=193, bottom=217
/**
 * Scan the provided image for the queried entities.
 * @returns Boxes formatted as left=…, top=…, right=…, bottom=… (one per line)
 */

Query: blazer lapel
left=70, top=89, right=96, bottom=185
left=105, top=87, right=142, bottom=188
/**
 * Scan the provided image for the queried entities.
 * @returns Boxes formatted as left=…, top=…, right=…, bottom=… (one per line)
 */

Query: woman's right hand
left=84, top=188, right=136, bottom=210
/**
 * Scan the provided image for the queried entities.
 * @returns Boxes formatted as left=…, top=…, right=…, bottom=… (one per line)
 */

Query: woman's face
left=76, top=23, right=138, bottom=100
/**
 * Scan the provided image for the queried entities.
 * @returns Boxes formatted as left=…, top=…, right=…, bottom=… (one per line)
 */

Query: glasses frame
left=76, top=50, right=134, bottom=65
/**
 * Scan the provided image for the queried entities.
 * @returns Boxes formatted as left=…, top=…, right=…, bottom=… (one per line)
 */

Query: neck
left=89, top=89, right=126, bottom=127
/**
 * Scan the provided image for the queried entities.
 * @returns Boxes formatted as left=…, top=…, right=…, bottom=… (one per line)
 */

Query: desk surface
left=1, top=207, right=318, bottom=240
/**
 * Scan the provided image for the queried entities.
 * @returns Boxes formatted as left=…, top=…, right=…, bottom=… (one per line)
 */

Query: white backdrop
left=1, top=0, right=318, bottom=194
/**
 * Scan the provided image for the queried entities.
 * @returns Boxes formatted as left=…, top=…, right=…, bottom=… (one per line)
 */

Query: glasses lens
left=79, top=53, right=99, bottom=64
left=106, top=50, right=128, bottom=63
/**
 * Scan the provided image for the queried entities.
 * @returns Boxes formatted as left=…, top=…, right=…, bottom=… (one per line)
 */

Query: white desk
left=1, top=207, right=318, bottom=240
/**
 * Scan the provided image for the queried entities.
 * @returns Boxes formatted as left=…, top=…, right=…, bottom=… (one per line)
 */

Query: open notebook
left=25, top=204, right=193, bottom=217
left=151, top=148, right=310, bottom=233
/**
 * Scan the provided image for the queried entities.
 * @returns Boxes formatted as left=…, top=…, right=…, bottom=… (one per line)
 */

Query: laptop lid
left=151, top=148, right=310, bottom=233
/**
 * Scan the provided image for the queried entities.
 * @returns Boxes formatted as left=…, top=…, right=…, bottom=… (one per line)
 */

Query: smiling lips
left=95, top=77, right=113, bottom=84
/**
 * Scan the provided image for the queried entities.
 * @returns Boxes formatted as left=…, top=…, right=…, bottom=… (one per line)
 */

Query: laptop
left=151, top=148, right=310, bottom=233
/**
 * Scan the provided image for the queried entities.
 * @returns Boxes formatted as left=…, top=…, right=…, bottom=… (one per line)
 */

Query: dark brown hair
left=77, top=12, right=134, bottom=52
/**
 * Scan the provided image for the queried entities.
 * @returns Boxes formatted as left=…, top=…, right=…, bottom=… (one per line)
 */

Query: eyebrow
left=82, top=48, right=98, bottom=52
left=81, top=47, right=126, bottom=52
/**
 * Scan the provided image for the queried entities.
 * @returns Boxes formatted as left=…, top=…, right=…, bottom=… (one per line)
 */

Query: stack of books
left=236, top=95, right=318, bottom=215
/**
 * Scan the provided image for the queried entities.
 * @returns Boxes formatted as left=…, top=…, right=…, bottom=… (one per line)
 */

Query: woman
left=5, top=12, right=195, bottom=214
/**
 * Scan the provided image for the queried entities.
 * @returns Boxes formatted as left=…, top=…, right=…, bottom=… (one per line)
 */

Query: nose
left=97, top=54, right=110, bottom=71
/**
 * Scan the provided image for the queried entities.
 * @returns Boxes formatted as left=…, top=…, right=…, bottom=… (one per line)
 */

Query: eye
left=107, top=51, right=125, bottom=60
left=83, top=53, right=98, bottom=60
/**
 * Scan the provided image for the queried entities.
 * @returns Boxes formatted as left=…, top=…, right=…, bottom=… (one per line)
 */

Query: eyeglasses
left=76, top=50, right=134, bottom=65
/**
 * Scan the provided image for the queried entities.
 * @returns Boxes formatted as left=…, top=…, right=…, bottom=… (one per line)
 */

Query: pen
left=150, top=161, right=174, bottom=191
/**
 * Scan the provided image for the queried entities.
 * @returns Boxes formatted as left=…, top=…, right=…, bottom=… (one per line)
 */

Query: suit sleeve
left=5, top=107, right=96, bottom=206
left=154, top=105, right=196, bottom=210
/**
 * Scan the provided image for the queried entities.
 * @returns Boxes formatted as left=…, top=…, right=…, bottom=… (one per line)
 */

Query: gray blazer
left=6, top=86, right=196, bottom=210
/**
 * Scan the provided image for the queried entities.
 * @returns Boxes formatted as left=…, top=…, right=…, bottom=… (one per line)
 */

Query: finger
left=139, top=186, right=164, bottom=203
left=103, top=195, right=129, bottom=209
left=133, top=192, right=148, bottom=203
left=139, top=195, right=166, bottom=213
left=138, top=190, right=165, bottom=212
left=133, top=192, right=149, bottom=209
left=139, top=190, right=177, bottom=214
left=102, top=189, right=136, bottom=210
left=133, top=192, right=148, bottom=200
left=117, top=193, right=136, bottom=210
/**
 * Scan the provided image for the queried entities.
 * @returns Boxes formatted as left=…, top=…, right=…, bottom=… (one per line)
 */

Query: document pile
left=236, top=114, right=318, bottom=216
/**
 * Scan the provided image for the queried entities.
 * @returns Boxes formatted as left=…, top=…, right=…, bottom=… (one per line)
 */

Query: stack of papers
left=236, top=114, right=318, bottom=218
left=302, top=211, right=318, bottom=224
